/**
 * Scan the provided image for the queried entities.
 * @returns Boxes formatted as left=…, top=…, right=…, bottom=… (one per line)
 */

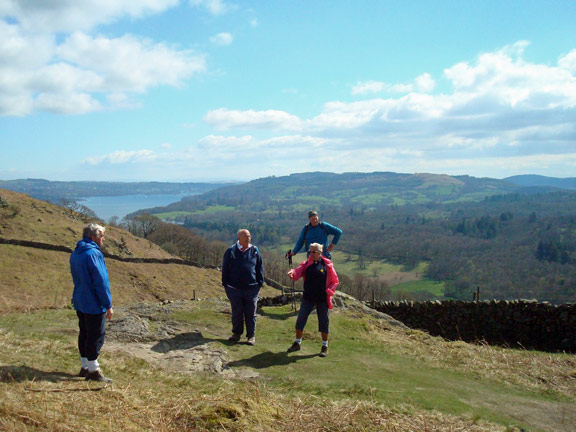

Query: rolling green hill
left=138, top=172, right=524, bottom=217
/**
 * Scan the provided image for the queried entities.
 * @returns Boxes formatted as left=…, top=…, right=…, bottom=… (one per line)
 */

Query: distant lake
left=80, top=194, right=193, bottom=221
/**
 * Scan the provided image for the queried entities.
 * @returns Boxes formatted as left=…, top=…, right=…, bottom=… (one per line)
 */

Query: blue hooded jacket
left=293, top=221, right=342, bottom=258
left=70, top=238, right=112, bottom=314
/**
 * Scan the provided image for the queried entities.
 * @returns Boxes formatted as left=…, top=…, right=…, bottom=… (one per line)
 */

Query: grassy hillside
left=1, top=188, right=575, bottom=431
left=0, top=188, right=277, bottom=311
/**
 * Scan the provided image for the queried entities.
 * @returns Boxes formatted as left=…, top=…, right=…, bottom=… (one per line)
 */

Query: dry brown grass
left=0, top=188, right=172, bottom=259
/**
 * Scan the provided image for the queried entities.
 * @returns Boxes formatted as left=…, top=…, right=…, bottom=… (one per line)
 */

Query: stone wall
left=371, top=299, right=576, bottom=353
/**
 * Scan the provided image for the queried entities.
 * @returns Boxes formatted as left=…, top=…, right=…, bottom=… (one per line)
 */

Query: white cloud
left=0, top=16, right=206, bottom=116
left=0, top=0, right=179, bottom=32
left=203, top=108, right=303, bottom=131
left=189, top=0, right=231, bottom=16
left=210, top=32, right=234, bottom=46
left=195, top=42, right=576, bottom=178
left=415, top=73, right=435, bottom=93
left=352, top=76, right=434, bottom=96
left=559, top=49, right=576, bottom=73
left=57, top=33, right=206, bottom=91
left=352, top=80, right=386, bottom=95
left=84, top=150, right=156, bottom=165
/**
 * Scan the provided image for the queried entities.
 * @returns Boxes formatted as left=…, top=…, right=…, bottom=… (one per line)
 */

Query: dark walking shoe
left=79, top=367, right=89, bottom=378
left=320, top=346, right=328, bottom=357
left=85, top=369, right=112, bottom=383
left=228, top=333, right=241, bottom=343
left=287, top=341, right=301, bottom=352
left=246, top=336, right=256, bottom=345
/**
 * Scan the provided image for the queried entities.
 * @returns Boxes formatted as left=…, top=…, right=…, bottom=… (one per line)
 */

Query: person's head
left=83, top=223, right=105, bottom=247
left=309, top=242, right=323, bottom=261
left=237, top=229, right=251, bottom=248
left=308, top=210, right=319, bottom=226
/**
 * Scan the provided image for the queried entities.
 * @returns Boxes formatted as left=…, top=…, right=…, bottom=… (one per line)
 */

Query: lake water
left=80, top=194, right=192, bottom=221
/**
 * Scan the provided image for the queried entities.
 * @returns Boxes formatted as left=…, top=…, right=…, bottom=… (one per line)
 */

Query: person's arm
left=256, top=248, right=264, bottom=288
left=291, top=226, right=306, bottom=256
left=325, top=261, right=339, bottom=310
left=326, top=263, right=339, bottom=294
left=221, top=248, right=230, bottom=287
left=323, top=222, right=342, bottom=253
left=288, top=259, right=310, bottom=281
left=89, top=254, right=112, bottom=310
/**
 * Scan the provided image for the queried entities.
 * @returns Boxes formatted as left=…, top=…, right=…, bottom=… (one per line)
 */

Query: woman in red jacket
left=286, top=243, right=339, bottom=357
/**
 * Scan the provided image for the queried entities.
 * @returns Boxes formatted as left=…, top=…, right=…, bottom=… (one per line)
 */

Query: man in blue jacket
left=222, top=229, right=264, bottom=345
left=291, top=210, right=342, bottom=259
left=70, top=223, right=113, bottom=382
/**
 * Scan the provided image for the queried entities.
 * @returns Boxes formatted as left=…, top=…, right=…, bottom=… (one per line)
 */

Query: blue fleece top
left=222, top=244, right=264, bottom=289
left=293, top=221, right=342, bottom=258
left=70, top=238, right=112, bottom=314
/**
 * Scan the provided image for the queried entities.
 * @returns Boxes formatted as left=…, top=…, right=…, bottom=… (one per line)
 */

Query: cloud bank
left=0, top=0, right=205, bottom=116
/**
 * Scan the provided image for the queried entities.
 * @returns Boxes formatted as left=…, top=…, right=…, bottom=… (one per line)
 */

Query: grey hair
left=309, top=242, right=323, bottom=252
left=237, top=228, right=250, bottom=238
left=83, top=223, right=105, bottom=239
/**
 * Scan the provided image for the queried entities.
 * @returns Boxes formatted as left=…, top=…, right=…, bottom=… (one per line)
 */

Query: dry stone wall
left=371, top=299, right=576, bottom=352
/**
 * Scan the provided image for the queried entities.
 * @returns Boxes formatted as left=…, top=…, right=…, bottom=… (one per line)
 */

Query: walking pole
left=285, top=249, right=297, bottom=311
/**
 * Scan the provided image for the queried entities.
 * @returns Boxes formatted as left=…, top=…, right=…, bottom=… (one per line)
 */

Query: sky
left=1, top=0, right=575, bottom=182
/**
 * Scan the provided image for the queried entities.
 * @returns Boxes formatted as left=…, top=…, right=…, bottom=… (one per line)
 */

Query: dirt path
left=106, top=302, right=259, bottom=379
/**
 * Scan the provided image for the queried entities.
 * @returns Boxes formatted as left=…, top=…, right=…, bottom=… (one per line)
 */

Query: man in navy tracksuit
left=222, top=229, right=264, bottom=345
left=70, top=223, right=113, bottom=382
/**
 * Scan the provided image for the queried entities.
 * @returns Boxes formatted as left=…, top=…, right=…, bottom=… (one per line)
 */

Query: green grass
left=389, top=280, right=445, bottom=297
left=152, top=210, right=194, bottom=219
left=153, top=204, right=236, bottom=218
left=2, top=300, right=575, bottom=431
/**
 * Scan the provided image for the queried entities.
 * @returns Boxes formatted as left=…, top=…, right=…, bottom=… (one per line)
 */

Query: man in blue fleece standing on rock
left=70, top=223, right=113, bottom=383
left=222, top=229, right=264, bottom=346
left=290, top=210, right=342, bottom=259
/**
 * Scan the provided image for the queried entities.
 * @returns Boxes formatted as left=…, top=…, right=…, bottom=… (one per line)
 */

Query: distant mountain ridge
left=504, top=175, right=576, bottom=190
left=140, top=171, right=528, bottom=215
left=0, top=178, right=238, bottom=201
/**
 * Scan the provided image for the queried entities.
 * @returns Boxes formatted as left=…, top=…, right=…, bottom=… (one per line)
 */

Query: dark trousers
left=295, top=298, right=330, bottom=333
left=225, top=285, right=259, bottom=337
left=77, top=311, right=106, bottom=361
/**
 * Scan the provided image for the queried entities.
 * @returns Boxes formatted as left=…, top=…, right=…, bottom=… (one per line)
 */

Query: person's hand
left=287, top=269, right=295, bottom=278
left=327, top=244, right=335, bottom=253
left=290, top=251, right=296, bottom=257
left=106, top=308, right=114, bottom=320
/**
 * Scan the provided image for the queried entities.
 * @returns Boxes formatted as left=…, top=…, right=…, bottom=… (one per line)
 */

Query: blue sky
left=1, top=0, right=575, bottom=182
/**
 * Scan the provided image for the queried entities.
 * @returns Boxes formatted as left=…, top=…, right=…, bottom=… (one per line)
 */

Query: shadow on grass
left=0, top=365, right=77, bottom=383
left=151, top=331, right=245, bottom=353
left=151, top=331, right=206, bottom=353
left=227, top=351, right=317, bottom=369
left=258, top=308, right=299, bottom=321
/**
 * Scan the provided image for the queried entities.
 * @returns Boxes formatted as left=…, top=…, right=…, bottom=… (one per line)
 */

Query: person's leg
left=316, top=302, right=330, bottom=357
left=316, top=302, right=330, bottom=337
left=295, top=298, right=315, bottom=334
left=84, top=312, right=106, bottom=366
left=243, top=287, right=259, bottom=341
left=76, top=311, right=89, bottom=376
left=83, top=312, right=112, bottom=382
left=225, top=285, right=244, bottom=337
left=288, top=299, right=315, bottom=352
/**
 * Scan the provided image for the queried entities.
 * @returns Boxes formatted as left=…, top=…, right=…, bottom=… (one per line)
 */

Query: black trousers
left=77, top=311, right=106, bottom=361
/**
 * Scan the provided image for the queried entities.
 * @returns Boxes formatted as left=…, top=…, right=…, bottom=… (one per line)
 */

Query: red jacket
left=289, top=255, right=339, bottom=309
